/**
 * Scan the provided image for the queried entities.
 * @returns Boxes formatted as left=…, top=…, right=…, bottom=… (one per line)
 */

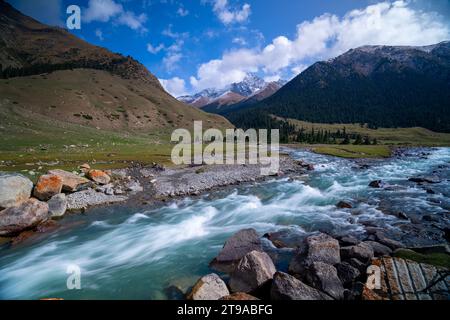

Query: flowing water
left=0, top=148, right=449, bottom=299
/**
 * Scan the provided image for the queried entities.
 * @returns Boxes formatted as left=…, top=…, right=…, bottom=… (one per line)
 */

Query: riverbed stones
left=270, top=272, right=331, bottom=300
left=33, top=174, right=63, bottom=201
left=340, top=242, right=374, bottom=263
left=0, top=198, right=49, bottom=236
left=229, top=251, right=276, bottom=293
left=66, top=188, right=128, bottom=210
left=48, top=193, right=67, bottom=218
left=305, top=261, right=345, bottom=300
left=87, top=170, right=111, bottom=185
left=0, top=173, right=33, bottom=209
left=187, top=274, right=230, bottom=300
left=289, top=233, right=340, bottom=275
left=48, top=169, right=91, bottom=192
left=210, top=228, right=262, bottom=273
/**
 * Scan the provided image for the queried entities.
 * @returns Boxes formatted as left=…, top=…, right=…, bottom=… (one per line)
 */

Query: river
left=0, top=147, right=449, bottom=299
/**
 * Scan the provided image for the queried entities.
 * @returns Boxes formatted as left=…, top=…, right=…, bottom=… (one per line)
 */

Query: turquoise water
left=0, top=148, right=449, bottom=299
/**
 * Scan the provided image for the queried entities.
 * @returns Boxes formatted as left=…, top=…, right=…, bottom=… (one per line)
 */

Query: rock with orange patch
left=48, top=169, right=91, bottom=192
left=33, top=174, right=63, bottom=201
left=87, top=170, right=111, bottom=185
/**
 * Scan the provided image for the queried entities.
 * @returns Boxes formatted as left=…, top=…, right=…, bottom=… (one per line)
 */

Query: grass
left=394, top=249, right=450, bottom=269
left=283, top=118, right=450, bottom=146
left=310, top=145, right=392, bottom=158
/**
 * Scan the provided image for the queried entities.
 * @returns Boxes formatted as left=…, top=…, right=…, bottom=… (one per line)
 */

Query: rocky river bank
left=0, top=155, right=310, bottom=242
left=0, top=147, right=449, bottom=300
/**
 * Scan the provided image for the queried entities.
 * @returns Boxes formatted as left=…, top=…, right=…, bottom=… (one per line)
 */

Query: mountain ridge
left=225, top=41, right=450, bottom=133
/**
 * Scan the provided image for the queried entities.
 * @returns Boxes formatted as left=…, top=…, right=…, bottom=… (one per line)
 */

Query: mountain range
left=225, top=42, right=450, bottom=133
left=178, top=74, right=286, bottom=113
left=0, top=0, right=230, bottom=136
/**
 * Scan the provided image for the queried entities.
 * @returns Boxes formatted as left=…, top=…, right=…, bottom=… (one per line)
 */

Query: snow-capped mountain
left=178, top=73, right=284, bottom=109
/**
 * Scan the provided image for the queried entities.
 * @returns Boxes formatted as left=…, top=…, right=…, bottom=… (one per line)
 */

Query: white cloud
left=211, top=0, right=251, bottom=25
left=232, top=37, right=247, bottom=46
left=95, top=28, right=104, bottom=41
left=159, top=77, right=188, bottom=97
left=83, top=0, right=148, bottom=32
left=147, top=42, right=165, bottom=54
left=163, top=53, right=183, bottom=72
left=190, top=0, right=450, bottom=90
left=263, top=75, right=281, bottom=83
left=177, top=7, right=189, bottom=17
left=116, top=11, right=148, bottom=32
left=84, top=0, right=122, bottom=22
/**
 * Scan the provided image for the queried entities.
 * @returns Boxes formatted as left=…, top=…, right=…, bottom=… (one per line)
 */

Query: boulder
left=335, top=262, right=361, bottom=287
left=210, top=229, right=262, bottom=273
left=0, top=198, right=49, bottom=236
left=270, top=272, right=331, bottom=300
left=48, top=194, right=67, bottom=218
left=187, top=274, right=229, bottom=300
left=33, top=174, right=63, bottom=201
left=220, top=293, right=259, bottom=300
left=87, top=170, right=111, bottom=185
left=339, top=235, right=360, bottom=246
left=363, top=241, right=392, bottom=257
left=336, top=201, right=352, bottom=209
left=348, top=258, right=368, bottom=273
left=289, top=233, right=340, bottom=275
left=375, top=232, right=405, bottom=250
left=0, top=173, right=33, bottom=209
left=48, top=169, right=91, bottom=192
left=340, top=242, right=374, bottom=263
left=229, top=251, right=276, bottom=293
left=368, top=180, right=384, bottom=188
left=305, top=262, right=345, bottom=300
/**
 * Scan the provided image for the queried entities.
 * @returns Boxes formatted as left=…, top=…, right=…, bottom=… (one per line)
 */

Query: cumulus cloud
left=159, top=77, right=188, bottom=97
left=160, top=25, right=190, bottom=72
left=211, top=0, right=251, bottom=25
left=83, top=0, right=148, bottom=32
left=190, top=0, right=450, bottom=90
left=147, top=42, right=165, bottom=54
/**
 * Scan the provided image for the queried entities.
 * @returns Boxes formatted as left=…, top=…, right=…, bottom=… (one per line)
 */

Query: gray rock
left=125, top=180, right=143, bottom=193
left=339, top=235, right=360, bottom=246
left=335, top=262, right=361, bottom=287
left=0, top=198, right=49, bottom=236
left=210, top=229, right=262, bottom=273
left=270, top=272, right=331, bottom=300
left=289, top=233, right=340, bottom=275
left=348, top=258, right=368, bottom=273
left=187, top=274, right=229, bottom=300
left=229, top=251, right=276, bottom=293
left=305, top=262, right=345, bottom=300
left=0, top=173, right=33, bottom=209
left=375, top=232, right=405, bottom=250
left=363, top=241, right=392, bottom=256
left=48, top=193, right=67, bottom=218
left=340, top=242, right=374, bottom=263
left=66, top=188, right=128, bottom=210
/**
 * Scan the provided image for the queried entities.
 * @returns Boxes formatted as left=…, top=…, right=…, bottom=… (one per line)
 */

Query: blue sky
left=7, top=0, right=450, bottom=96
